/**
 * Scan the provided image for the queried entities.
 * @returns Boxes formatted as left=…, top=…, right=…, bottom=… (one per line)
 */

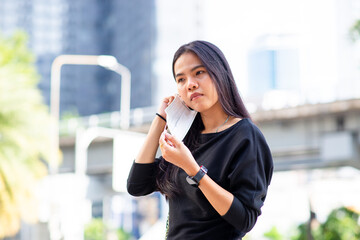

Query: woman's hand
left=159, top=126, right=234, bottom=218
left=159, top=130, right=199, bottom=176
left=157, top=95, right=175, bottom=119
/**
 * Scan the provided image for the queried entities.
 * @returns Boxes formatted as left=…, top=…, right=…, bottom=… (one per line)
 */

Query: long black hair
left=156, top=40, right=251, bottom=198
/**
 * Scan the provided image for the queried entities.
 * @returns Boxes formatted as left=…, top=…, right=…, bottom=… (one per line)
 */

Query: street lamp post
left=48, top=55, right=130, bottom=240
left=49, top=55, right=131, bottom=174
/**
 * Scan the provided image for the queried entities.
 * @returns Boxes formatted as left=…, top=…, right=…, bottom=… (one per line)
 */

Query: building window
left=248, top=48, right=300, bottom=96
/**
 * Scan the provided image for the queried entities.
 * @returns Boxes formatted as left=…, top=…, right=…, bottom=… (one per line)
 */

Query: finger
left=158, top=96, right=175, bottom=116
left=164, top=132, right=180, bottom=146
left=159, top=140, right=167, bottom=152
left=163, top=98, right=170, bottom=105
left=159, top=133, right=173, bottom=158
left=164, top=95, right=174, bottom=103
left=159, top=131, right=166, bottom=145
left=158, top=105, right=169, bottom=118
left=162, top=130, right=175, bottom=148
left=165, top=138, right=174, bottom=148
left=167, top=95, right=175, bottom=105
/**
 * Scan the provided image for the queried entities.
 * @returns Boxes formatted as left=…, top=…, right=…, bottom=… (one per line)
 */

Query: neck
left=201, top=110, right=229, bottom=133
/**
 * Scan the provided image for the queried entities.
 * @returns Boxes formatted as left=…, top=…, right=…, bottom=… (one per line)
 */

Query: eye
left=196, top=70, right=205, bottom=75
left=177, top=78, right=185, bottom=83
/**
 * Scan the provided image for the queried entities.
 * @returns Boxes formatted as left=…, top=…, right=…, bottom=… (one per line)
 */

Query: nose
left=187, top=77, right=198, bottom=91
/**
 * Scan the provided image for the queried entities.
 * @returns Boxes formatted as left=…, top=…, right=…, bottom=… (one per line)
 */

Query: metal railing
left=59, top=105, right=158, bottom=136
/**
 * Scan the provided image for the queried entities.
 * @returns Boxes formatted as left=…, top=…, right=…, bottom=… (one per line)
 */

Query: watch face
left=186, top=176, right=198, bottom=186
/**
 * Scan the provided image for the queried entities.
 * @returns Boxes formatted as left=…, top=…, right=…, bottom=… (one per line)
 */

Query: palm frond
left=0, top=30, right=51, bottom=238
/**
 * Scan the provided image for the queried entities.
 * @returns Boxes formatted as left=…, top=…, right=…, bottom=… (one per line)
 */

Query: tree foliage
left=317, top=207, right=360, bottom=240
left=84, top=218, right=131, bottom=240
left=264, top=226, right=284, bottom=240
left=264, top=206, right=360, bottom=240
left=0, top=31, right=51, bottom=238
left=350, top=19, right=360, bottom=42
left=291, top=206, right=360, bottom=240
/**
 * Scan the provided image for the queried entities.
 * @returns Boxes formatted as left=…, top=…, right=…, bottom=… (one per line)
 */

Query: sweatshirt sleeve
left=127, top=161, right=158, bottom=196
left=221, top=126, right=273, bottom=233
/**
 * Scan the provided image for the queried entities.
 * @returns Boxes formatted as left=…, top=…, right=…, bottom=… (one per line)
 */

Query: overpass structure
left=252, top=98, right=360, bottom=171
left=59, top=98, right=360, bottom=174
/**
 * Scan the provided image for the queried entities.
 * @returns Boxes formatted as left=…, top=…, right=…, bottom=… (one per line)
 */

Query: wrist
left=186, top=165, right=208, bottom=187
left=150, top=114, right=166, bottom=131
left=184, top=163, right=200, bottom=177
left=155, top=113, right=166, bottom=122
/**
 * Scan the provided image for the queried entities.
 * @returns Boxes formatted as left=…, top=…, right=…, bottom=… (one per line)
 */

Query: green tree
left=84, top=218, right=105, bottom=240
left=349, top=19, right=360, bottom=42
left=0, top=31, right=51, bottom=238
left=264, top=226, right=284, bottom=240
left=84, top=218, right=131, bottom=240
left=319, top=207, right=360, bottom=240
left=291, top=206, right=360, bottom=240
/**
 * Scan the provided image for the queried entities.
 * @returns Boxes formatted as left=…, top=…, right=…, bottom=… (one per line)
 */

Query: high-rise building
left=246, top=34, right=301, bottom=109
left=0, top=0, right=156, bottom=116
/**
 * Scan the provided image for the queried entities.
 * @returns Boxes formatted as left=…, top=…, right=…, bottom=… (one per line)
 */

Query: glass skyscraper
left=0, top=0, right=156, bottom=116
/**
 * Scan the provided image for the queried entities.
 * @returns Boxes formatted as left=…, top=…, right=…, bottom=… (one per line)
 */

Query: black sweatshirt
left=127, top=118, right=273, bottom=240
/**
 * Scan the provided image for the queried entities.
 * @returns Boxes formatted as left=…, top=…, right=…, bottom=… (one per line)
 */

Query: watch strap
left=186, top=165, right=208, bottom=187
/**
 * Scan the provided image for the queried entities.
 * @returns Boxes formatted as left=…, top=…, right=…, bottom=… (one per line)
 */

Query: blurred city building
left=0, top=0, right=156, bottom=116
left=197, top=0, right=360, bottom=110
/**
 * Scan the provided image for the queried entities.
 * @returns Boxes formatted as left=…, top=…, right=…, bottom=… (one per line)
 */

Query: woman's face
left=173, top=51, right=220, bottom=114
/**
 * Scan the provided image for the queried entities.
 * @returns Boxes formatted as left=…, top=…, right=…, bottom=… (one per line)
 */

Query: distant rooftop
left=252, top=98, right=360, bottom=123
left=59, top=98, right=360, bottom=138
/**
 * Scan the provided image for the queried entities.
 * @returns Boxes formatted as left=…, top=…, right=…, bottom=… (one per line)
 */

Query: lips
left=190, top=92, right=203, bottom=101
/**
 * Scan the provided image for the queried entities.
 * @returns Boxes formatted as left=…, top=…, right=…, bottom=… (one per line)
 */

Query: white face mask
left=165, top=95, right=198, bottom=141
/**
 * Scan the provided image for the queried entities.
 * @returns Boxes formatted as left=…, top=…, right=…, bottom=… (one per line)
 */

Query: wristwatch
left=186, top=165, right=208, bottom=187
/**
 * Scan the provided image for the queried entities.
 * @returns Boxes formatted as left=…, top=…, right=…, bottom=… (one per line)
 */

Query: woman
left=127, top=40, right=273, bottom=239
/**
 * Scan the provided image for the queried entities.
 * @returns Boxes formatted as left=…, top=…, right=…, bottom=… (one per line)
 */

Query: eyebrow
left=175, top=65, right=204, bottom=78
